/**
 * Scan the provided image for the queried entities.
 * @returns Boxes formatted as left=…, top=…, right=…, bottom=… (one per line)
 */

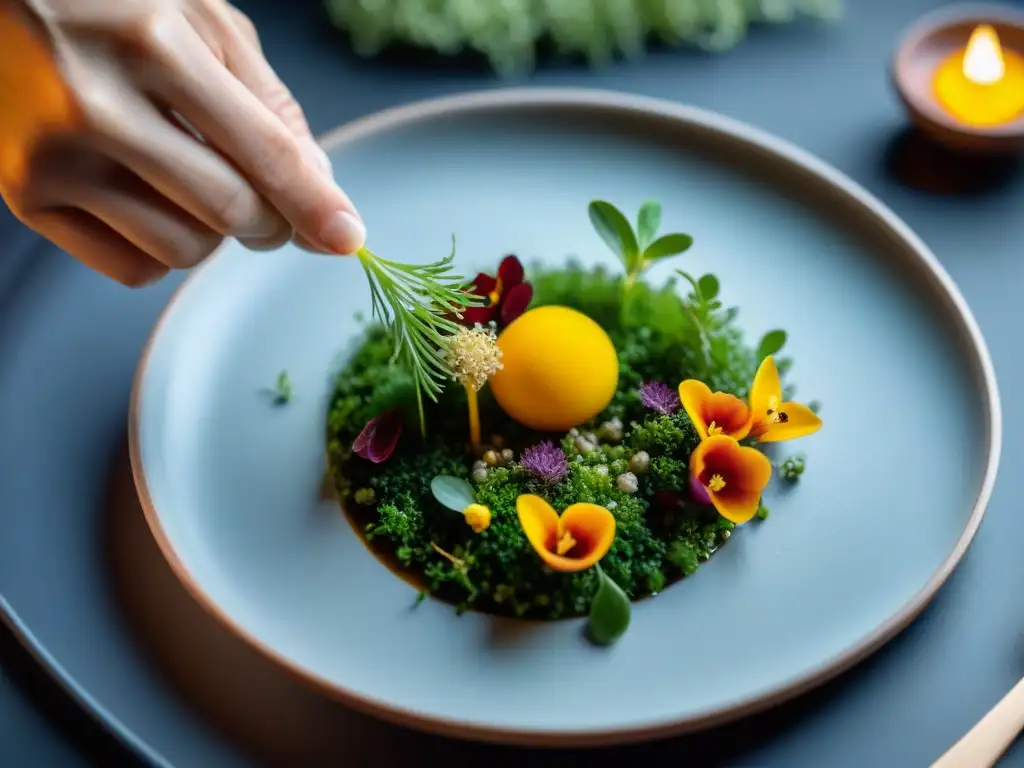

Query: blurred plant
left=325, top=0, right=843, bottom=76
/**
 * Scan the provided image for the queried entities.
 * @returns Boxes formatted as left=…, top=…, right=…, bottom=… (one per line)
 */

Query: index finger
left=141, top=18, right=365, bottom=255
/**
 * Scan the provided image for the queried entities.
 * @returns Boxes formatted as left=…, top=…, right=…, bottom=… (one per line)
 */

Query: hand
left=0, top=0, right=364, bottom=287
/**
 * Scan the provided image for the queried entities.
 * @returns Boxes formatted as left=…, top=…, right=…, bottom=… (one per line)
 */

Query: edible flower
left=460, top=254, right=533, bottom=328
left=516, top=494, right=616, bottom=573
left=678, top=380, right=752, bottom=440
left=638, top=380, right=680, bottom=415
left=464, top=503, right=492, bottom=533
left=689, top=435, right=772, bottom=524
left=748, top=356, right=822, bottom=443
left=352, top=408, right=403, bottom=463
left=445, top=325, right=503, bottom=447
left=520, top=441, right=570, bottom=484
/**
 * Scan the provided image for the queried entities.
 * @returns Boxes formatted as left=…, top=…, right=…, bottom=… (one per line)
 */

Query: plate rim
left=128, top=86, right=1003, bottom=747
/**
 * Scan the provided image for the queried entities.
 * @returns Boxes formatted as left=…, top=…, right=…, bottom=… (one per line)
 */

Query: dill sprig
left=356, top=240, right=480, bottom=435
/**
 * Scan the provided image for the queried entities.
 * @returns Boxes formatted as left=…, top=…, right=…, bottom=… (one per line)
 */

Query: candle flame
left=963, top=24, right=1005, bottom=85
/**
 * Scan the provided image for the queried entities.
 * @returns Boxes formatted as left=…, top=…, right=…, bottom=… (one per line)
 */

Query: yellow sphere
left=490, top=306, right=618, bottom=432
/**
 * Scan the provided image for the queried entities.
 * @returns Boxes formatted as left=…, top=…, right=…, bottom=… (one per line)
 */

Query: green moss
left=326, top=263, right=805, bottom=619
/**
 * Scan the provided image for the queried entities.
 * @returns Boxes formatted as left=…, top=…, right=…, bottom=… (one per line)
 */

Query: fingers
left=141, top=18, right=365, bottom=255
left=54, top=169, right=223, bottom=270
left=194, top=3, right=332, bottom=176
left=90, top=94, right=291, bottom=246
left=31, top=208, right=169, bottom=288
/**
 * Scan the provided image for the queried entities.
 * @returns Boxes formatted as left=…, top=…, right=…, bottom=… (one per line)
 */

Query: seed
left=628, top=451, right=651, bottom=474
left=501, top=448, right=514, bottom=463
left=472, top=467, right=489, bottom=483
left=616, top=472, right=639, bottom=494
left=483, top=450, right=500, bottom=467
left=574, top=436, right=595, bottom=453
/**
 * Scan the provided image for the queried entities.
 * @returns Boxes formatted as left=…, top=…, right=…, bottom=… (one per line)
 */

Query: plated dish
left=129, top=89, right=999, bottom=745
left=329, top=199, right=822, bottom=644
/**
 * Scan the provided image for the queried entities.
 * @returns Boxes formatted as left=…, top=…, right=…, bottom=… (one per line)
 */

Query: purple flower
left=688, top=473, right=712, bottom=506
left=638, top=381, right=681, bottom=415
left=352, top=408, right=404, bottom=463
left=520, top=441, right=569, bottom=483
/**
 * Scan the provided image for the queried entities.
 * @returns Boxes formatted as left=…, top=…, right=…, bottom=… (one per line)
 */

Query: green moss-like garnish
left=326, top=262, right=801, bottom=619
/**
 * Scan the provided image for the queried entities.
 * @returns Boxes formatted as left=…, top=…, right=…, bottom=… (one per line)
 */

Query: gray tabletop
left=4, top=0, right=1024, bottom=765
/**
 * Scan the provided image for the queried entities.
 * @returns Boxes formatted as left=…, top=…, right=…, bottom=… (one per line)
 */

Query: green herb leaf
left=643, top=233, right=693, bottom=262
left=675, top=269, right=702, bottom=300
left=274, top=370, right=293, bottom=404
left=588, top=564, right=631, bottom=645
left=356, top=240, right=479, bottom=436
left=756, top=329, right=788, bottom=360
left=589, top=200, right=639, bottom=268
left=636, top=200, right=662, bottom=251
left=697, top=274, right=719, bottom=301
left=430, top=475, right=476, bottom=513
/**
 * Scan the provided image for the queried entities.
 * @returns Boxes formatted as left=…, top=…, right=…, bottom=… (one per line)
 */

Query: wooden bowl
left=892, top=3, right=1024, bottom=154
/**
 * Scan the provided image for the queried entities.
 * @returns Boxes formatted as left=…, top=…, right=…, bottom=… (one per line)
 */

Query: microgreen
left=430, top=475, right=477, bottom=513
left=756, top=329, right=788, bottom=361
left=273, top=370, right=293, bottom=404
left=356, top=241, right=481, bottom=436
left=588, top=563, right=631, bottom=645
left=589, top=199, right=693, bottom=322
left=780, top=454, right=806, bottom=483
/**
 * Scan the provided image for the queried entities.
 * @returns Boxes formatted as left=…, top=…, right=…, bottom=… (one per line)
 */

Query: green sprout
left=588, top=199, right=693, bottom=322
left=273, top=370, right=293, bottom=404
left=355, top=240, right=480, bottom=436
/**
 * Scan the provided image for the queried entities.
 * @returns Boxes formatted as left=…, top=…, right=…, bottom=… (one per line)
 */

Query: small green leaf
left=636, top=200, right=662, bottom=250
left=675, top=269, right=702, bottom=300
left=430, top=476, right=476, bottom=513
left=643, top=233, right=693, bottom=262
left=697, top=274, right=719, bottom=301
left=274, top=370, right=293, bottom=404
left=588, top=200, right=639, bottom=268
left=756, top=330, right=788, bottom=360
left=587, top=565, right=631, bottom=646
left=808, top=399, right=822, bottom=414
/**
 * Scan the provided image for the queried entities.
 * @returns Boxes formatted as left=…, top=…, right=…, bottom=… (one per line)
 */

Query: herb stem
left=465, top=384, right=481, bottom=447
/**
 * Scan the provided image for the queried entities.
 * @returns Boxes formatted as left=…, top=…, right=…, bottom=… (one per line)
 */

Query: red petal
left=367, top=409, right=404, bottom=463
left=353, top=409, right=403, bottom=463
left=497, top=255, right=524, bottom=287
left=470, top=272, right=497, bottom=296
left=352, top=415, right=379, bottom=457
left=460, top=303, right=499, bottom=325
left=499, top=282, right=532, bottom=326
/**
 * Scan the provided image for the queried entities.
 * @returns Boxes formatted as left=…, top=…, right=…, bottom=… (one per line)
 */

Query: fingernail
left=319, top=211, right=366, bottom=255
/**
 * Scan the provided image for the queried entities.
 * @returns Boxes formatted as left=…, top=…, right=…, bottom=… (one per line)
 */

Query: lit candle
left=933, top=24, right=1024, bottom=127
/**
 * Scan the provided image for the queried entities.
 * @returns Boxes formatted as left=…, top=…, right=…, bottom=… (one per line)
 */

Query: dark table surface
left=5, top=0, right=1024, bottom=765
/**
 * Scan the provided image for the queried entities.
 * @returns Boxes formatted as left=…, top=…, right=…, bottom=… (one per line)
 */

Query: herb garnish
left=355, top=242, right=480, bottom=436
left=273, top=370, right=293, bottom=404
left=588, top=199, right=693, bottom=321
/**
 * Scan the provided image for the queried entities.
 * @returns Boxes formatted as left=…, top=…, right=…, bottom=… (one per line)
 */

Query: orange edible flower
left=748, top=356, right=822, bottom=443
left=678, top=380, right=752, bottom=440
left=515, top=495, right=616, bottom=573
left=690, top=435, right=772, bottom=524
